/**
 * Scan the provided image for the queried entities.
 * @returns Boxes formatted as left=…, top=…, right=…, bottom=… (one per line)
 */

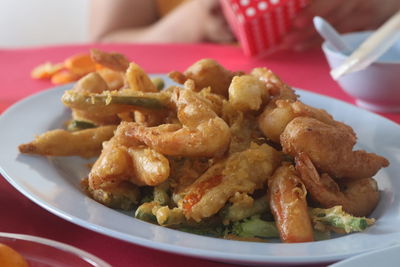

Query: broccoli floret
left=310, top=206, right=375, bottom=233
left=230, top=215, right=279, bottom=238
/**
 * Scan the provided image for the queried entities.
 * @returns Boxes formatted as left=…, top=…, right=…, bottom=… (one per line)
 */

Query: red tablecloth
left=1, top=43, right=399, bottom=267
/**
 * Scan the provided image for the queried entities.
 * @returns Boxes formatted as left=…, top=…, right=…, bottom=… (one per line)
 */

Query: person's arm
left=89, top=0, right=158, bottom=42
left=280, top=0, right=400, bottom=51
left=89, top=0, right=234, bottom=43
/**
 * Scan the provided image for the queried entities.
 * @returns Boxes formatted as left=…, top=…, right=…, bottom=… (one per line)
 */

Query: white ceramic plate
left=329, top=244, right=400, bottom=267
left=1, top=81, right=400, bottom=266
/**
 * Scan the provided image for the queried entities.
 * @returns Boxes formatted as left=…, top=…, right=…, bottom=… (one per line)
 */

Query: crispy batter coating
left=88, top=123, right=170, bottom=190
left=182, top=143, right=281, bottom=222
left=258, top=99, right=355, bottom=143
left=124, top=88, right=231, bottom=157
left=169, top=58, right=239, bottom=97
left=18, top=125, right=116, bottom=158
left=228, top=75, right=269, bottom=112
left=295, top=152, right=379, bottom=217
left=250, top=67, right=297, bottom=102
left=281, top=117, right=389, bottom=179
left=125, top=63, right=158, bottom=92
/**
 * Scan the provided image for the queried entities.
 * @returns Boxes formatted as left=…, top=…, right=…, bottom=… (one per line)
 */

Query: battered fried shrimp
left=72, top=72, right=110, bottom=94
left=258, top=100, right=295, bottom=143
left=90, top=49, right=130, bottom=72
left=281, top=117, right=389, bottom=179
left=197, top=86, right=225, bottom=116
left=169, top=58, right=239, bottom=97
left=268, top=163, right=314, bottom=243
left=228, top=75, right=269, bottom=112
left=295, top=153, right=380, bottom=217
left=181, top=143, right=281, bottom=222
left=125, top=63, right=158, bottom=92
left=18, top=125, right=116, bottom=158
left=125, top=88, right=231, bottom=157
left=96, top=68, right=125, bottom=91
left=169, top=157, right=211, bottom=203
left=88, top=123, right=170, bottom=190
left=258, top=100, right=355, bottom=143
left=250, top=67, right=297, bottom=102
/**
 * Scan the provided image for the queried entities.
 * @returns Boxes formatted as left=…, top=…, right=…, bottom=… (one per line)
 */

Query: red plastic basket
left=221, top=0, right=309, bottom=57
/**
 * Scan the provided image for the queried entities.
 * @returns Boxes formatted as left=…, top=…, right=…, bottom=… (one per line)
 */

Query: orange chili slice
left=64, top=53, right=96, bottom=76
left=31, top=62, right=64, bottom=79
left=51, top=69, right=80, bottom=84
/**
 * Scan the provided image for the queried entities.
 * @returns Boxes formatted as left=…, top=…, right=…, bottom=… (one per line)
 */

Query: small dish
left=322, top=31, right=400, bottom=113
left=0, top=232, right=110, bottom=267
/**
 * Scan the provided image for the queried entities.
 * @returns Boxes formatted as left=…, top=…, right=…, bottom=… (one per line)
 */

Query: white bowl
left=322, top=31, right=400, bottom=113
left=0, top=232, right=111, bottom=267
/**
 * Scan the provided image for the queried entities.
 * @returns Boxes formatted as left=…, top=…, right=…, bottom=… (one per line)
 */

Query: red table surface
left=0, top=43, right=399, bottom=267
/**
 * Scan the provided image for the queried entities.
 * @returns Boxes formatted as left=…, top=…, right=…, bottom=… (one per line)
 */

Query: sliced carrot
left=64, top=53, right=96, bottom=76
left=31, top=62, right=64, bottom=79
left=51, top=69, right=80, bottom=84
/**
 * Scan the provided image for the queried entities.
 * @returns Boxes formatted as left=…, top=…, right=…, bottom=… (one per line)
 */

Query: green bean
left=62, top=90, right=167, bottom=110
left=67, top=120, right=96, bottom=131
left=230, top=215, right=279, bottom=238
left=153, top=182, right=170, bottom=205
left=223, top=196, right=269, bottom=223
left=135, top=202, right=158, bottom=223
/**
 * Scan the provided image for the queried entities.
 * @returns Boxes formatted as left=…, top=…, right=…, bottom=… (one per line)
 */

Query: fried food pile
left=19, top=50, right=389, bottom=243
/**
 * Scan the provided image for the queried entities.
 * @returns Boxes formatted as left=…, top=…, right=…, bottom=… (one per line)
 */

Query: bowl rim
left=0, top=232, right=111, bottom=267
left=322, top=30, right=400, bottom=65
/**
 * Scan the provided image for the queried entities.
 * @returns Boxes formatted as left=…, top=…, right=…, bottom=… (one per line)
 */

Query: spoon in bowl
left=313, top=16, right=352, bottom=53
left=330, top=10, right=400, bottom=80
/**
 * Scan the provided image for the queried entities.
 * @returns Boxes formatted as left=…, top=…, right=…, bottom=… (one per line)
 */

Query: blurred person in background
left=89, top=0, right=400, bottom=51
left=89, top=0, right=234, bottom=44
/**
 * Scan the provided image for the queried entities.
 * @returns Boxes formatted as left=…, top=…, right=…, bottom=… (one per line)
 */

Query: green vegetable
left=310, top=206, right=375, bottom=233
left=155, top=206, right=186, bottom=226
left=135, top=202, right=186, bottom=226
left=223, top=196, right=269, bottom=223
left=151, top=77, right=165, bottom=91
left=135, top=202, right=158, bottom=223
left=230, top=215, right=279, bottom=238
left=67, top=120, right=96, bottom=131
left=153, top=182, right=170, bottom=205
left=89, top=182, right=140, bottom=211
left=91, top=95, right=165, bottom=109
left=62, top=90, right=166, bottom=110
